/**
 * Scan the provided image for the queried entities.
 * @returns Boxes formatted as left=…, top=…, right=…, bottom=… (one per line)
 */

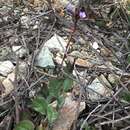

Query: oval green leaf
left=15, top=120, right=34, bottom=130
left=31, top=96, right=48, bottom=115
left=47, top=105, right=58, bottom=123
left=63, top=78, right=73, bottom=92
left=49, top=79, right=64, bottom=98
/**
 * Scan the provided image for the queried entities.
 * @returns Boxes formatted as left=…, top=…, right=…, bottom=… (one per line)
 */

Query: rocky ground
left=0, top=0, right=130, bottom=130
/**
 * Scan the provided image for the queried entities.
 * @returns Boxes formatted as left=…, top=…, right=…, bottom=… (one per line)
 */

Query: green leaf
left=57, top=95, right=65, bottom=108
left=85, top=126, right=91, bottom=130
left=127, top=2, right=130, bottom=11
left=15, top=120, right=34, bottom=130
left=48, top=79, right=64, bottom=98
left=31, top=96, right=48, bottom=115
left=63, top=78, right=73, bottom=92
left=47, top=105, right=58, bottom=123
left=127, top=7, right=130, bottom=12
left=121, top=91, right=130, bottom=102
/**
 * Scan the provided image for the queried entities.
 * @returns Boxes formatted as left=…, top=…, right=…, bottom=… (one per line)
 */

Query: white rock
left=21, top=15, right=29, bottom=24
left=29, top=90, right=36, bottom=98
left=0, top=61, right=14, bottom=76
left=1, top=72, right=15, bottom=97
left=44, top=34, right=67, bottom=52
left=116, top=51, right=122, bottom=58
left=3, top=16, right=8, bottom=21
left=33, top=24, right=38, bottom=30
left=12, top=46, right=27, bottom=58
left=108, top=74, right=120, bottom=84
left=92, top=42, right=99, bottom=49
left=20, top=15, right=29, bottom=28
left=33, top=21, right=39, bottom=30
left=7, top=72, right=15, bottom=82
left=2, top=77, right=14, bottom=97
left=35, top=47, right=55, bottom=68
left=87, top=77, right=112, bottom=101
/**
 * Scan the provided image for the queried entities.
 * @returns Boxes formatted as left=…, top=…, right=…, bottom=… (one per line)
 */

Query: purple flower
left=79, top=11, right=87, bottom=19
left=66, top=3, right=75, bottom=14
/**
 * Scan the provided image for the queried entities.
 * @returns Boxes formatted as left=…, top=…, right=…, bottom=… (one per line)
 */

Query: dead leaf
left=75, top=58, right=93, bottom=68
left=1, top=72, right=15, bottom=97
left=52, top=93, right=85, bottom=130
